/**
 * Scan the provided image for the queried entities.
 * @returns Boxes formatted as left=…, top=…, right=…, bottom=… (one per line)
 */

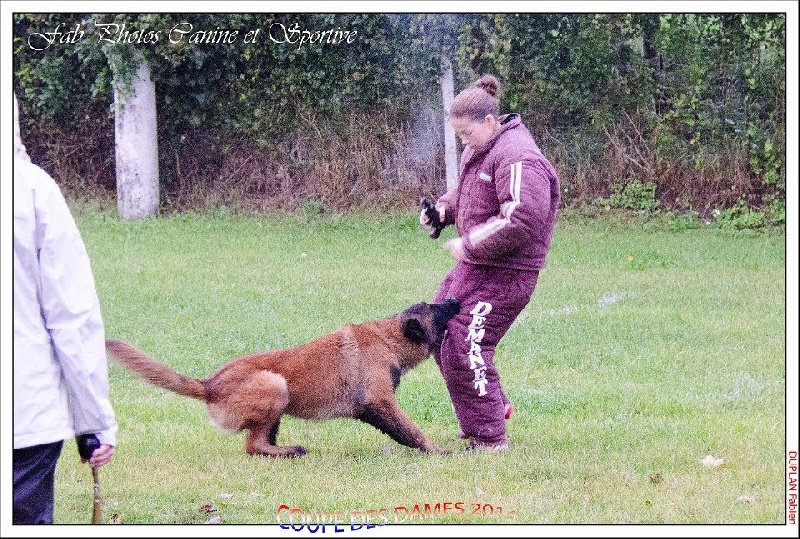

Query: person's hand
left=84, top=444, right=115, bottom=469
left=443, top=238, right=465, bottom=262
left=419, top=205, right=445, bottom=230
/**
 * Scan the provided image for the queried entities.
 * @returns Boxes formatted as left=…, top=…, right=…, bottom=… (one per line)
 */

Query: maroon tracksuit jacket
left=433, top=113, right=560, bottom=445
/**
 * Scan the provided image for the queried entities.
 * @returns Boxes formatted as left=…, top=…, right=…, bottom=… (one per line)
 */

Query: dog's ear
left=403, top=318, right=429, bottom=344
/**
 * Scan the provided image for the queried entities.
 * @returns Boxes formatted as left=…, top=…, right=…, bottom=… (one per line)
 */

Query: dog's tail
left=106, top=339, right=206, bottom=400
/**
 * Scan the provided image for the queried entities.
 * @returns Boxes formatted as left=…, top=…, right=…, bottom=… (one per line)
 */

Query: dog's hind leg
left=268, top=419, right=281, bottom=445
left=237, top=372, right=307, bottom=458
left=246, top=424, right=307, bottom=457
left=248, top=417, right=307, bottom=457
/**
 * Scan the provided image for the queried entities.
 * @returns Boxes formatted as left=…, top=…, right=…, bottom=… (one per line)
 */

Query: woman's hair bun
left=474, top=74, right=500, bottom=98
left=450, top=73, right=502, bottom=120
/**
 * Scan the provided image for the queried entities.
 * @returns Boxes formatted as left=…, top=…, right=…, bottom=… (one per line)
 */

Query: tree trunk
left=440, top=53, right=459, bottom=192
left=641, top=13, right=666, bottom=115
left=114, top=51, right=159, bottom=219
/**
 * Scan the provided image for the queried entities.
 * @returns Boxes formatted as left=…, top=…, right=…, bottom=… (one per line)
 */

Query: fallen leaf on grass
left=649, top=473, right=663, bottom=484
left=737, top=495, right=757, bottom=504
left=702, top=455, right=724, bottom=468
left=201, top=503, right=218, bottom=513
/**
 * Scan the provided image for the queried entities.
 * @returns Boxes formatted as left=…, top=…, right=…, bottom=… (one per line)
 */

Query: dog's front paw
left=284, top=445, right=308, bottom=458
left=424, top=443, right=451, bottom=455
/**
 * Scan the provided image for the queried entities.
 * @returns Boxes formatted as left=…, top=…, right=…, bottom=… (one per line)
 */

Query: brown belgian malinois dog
left=106, top=299, right=459, bottom=457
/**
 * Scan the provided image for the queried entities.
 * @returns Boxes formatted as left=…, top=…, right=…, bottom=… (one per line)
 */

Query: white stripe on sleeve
left=468, top=161, right=523, bottom=246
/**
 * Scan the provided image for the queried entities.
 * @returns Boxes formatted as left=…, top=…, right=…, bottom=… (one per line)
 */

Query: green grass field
left=52, top=208, right=787, bottom=528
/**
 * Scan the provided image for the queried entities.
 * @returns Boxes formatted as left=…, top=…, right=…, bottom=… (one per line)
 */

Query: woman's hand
left=86, top=444, right=115, bottom=469
left=443, top=238, right=465, bottom=262
left=419, top=205, right=445, bottom=230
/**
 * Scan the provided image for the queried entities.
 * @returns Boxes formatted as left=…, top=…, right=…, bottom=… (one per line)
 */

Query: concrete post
left=114, top=51, right=159, bottom=219
left=440, top=53, right=459, bottom=192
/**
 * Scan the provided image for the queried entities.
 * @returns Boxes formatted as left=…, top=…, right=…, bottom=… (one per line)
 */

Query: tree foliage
left=13, top=12, right=786, bottom=214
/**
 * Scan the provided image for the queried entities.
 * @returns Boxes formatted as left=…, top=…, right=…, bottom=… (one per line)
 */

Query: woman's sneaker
left=466, top=440, right=509, bottom=452
left=504, top=402, right=514, bottom=419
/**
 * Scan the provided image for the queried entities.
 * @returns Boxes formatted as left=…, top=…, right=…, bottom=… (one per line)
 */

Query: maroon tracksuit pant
left=433, top=262, right=539, bottom=445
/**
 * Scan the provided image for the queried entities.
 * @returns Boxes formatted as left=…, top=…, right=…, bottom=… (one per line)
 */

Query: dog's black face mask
left=401, top=299, right=460, bottom=346
left=431, top=298, right=460, bottom=336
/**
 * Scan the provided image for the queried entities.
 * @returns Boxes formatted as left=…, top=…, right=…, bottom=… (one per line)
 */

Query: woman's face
left=450, top=115, right=498, bottom=151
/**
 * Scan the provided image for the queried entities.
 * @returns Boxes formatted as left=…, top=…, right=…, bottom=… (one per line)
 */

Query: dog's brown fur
left=106, top=300, right=459, bottom=457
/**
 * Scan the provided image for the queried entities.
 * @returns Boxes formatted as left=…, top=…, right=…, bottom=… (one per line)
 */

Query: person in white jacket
left=13, top=95, right=117, bottom=524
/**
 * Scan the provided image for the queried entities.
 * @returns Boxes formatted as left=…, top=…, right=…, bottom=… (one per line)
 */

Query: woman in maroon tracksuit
left=421, top=75, right=560, bottom=451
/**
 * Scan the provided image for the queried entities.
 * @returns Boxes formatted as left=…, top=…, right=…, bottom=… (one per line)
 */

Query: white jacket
left=13, top=158, right=117, bottom=449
